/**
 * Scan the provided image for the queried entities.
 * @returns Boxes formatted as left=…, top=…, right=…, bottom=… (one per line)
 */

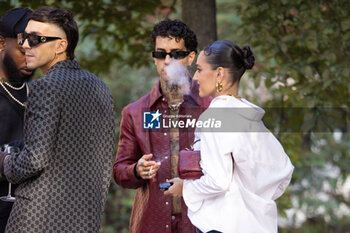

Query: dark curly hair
left=203, top=40, right=255, bottom=84
left=29, top=6, right=78, bottom=60
left=151, top=19, right=197, bottom=53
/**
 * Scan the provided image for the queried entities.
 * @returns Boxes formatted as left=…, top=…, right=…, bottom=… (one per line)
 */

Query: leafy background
left=1, top=0, right=349, bottom=232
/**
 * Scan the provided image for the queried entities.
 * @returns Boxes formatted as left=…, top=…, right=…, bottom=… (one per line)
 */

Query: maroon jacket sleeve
left=113, top=106, right=147, bottom=189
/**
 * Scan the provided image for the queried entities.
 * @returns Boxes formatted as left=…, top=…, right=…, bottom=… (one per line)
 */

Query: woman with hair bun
left=165, top=40, right=294, bottom=233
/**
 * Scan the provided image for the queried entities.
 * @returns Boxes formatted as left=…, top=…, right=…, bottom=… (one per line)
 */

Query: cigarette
left=148, top=166, right=153, bottom=177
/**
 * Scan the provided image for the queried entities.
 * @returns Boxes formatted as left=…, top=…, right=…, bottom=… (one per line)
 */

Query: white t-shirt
left=183, top=95, right=294, bottom=233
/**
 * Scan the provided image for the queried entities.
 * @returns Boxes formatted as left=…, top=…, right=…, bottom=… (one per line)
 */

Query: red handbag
left=178, top=140, right=203, bottom=179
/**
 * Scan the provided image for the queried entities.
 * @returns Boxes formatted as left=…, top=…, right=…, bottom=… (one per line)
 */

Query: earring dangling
left=216, top=82, right=223, bottom=93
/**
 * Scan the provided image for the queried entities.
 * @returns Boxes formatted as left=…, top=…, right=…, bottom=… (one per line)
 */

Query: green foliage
left=0, top=0, right=178, bottom=73
left=101, top=183, right=135, bottom=233
left=232, top=0, right=350, bottom=107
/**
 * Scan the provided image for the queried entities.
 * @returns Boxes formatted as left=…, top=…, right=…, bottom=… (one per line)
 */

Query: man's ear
left=56, top=39, right=68, bottom=56
left=0, top=36, right=6, bottom=50
left=186, top=51, right=197, bottom=66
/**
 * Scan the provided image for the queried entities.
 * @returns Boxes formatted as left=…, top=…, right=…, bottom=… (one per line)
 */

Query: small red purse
left=178, top=140, right=203, bottom=179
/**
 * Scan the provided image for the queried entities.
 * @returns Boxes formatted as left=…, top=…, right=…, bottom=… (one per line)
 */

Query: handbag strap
left=186, top=139, right=200, bottom=151
left=192, top=139, right=200, bottom=146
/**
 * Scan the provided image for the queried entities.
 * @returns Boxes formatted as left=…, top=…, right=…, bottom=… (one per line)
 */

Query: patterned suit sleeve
left=113, top=106, right=147, bottom=189
left=4, top=78, right=60, bottom=184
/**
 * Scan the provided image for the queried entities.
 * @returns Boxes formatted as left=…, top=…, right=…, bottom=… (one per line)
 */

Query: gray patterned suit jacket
left=3, top=60, right=115, bottom=233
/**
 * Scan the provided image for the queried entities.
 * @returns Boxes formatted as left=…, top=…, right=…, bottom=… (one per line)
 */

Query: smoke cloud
left=164, top=59, right=191, bottom=95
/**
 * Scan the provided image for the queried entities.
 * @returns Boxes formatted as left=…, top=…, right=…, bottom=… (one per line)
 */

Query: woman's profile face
left=193, top=51, right=217, bottom=98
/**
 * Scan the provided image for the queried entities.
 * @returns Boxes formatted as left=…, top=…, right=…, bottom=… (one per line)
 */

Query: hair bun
left=241, top=45, right=255, bottom=69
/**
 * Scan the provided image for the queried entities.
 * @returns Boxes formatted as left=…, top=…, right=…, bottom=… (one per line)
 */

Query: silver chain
left=169, top=101, right=183, bottom=111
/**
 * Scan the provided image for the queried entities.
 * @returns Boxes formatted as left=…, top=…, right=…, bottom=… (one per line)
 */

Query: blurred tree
left=182, top=0, right=217, bottom=50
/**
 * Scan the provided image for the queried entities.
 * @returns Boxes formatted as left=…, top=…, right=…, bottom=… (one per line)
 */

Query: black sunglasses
left=152, top=51, right=191, bottom=60
left=17, top=32, right=62, bottom=47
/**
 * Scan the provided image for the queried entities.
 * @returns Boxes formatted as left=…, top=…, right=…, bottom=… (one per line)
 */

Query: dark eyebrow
left=25, top=31, right=43, bottom=36
left=155, top=48, right=182, bottom=52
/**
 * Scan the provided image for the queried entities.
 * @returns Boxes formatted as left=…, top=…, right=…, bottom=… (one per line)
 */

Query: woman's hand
left=164, top=177, right=183, bottom=197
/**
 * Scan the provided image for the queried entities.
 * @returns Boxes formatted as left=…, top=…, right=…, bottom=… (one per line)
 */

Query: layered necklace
left=0, top=78, right=29, bottom=107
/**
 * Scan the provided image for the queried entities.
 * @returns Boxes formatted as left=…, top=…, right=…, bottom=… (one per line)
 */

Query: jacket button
left=164, top=133, right=167, bottom=136
left=166, top=225, right=169, bottom=228
left=165, top=202, right=169, bottom=205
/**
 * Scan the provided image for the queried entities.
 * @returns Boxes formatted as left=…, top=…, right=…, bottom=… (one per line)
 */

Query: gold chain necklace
left=4, top=81, right=26, bottom=90
left=0, top=80, right=29, bottom=107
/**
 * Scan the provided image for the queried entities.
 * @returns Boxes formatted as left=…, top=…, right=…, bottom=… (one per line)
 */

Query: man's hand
left=135, top=154, right=161, bottom=179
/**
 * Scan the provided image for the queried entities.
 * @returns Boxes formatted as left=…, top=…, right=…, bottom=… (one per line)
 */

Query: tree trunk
left=182, top=0, right=217, bottom=51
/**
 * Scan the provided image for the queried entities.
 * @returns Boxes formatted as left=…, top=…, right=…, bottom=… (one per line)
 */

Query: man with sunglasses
left=114, top=19, right=211, bottom=233
left=0, top=6, right=115, bottom=233
left=0, top=8, right=34, bottom=233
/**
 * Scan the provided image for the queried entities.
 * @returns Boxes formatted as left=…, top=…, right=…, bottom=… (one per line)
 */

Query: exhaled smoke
left=164, top=59, right=191, bottom=95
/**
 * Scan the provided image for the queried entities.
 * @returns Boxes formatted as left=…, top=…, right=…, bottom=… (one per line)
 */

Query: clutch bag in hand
left=178, top=139, right=203, bottom=179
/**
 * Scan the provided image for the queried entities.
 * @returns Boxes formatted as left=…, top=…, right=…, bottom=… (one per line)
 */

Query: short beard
left=3, top=52, right=33, bottom=85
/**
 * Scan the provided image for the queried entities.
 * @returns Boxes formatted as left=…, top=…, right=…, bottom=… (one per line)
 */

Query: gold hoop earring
left=216, top=82, right=223, bottom=93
